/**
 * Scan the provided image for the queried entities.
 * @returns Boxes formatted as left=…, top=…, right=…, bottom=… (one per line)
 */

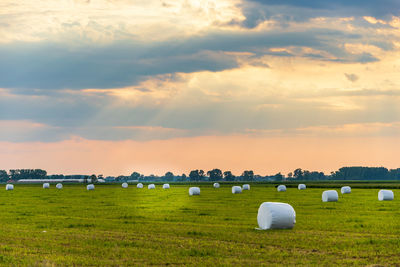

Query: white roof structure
left=257, top=202, right=296, bottom=230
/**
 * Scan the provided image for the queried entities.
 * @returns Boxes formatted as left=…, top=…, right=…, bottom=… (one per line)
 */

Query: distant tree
left=130, top=172, right=141, bottom=180
left=207, top=169, right=223, bottom=181
left=287, top=172, right=293, bottom=179
left=274, top=172, right=284, bottom=181
left=165, top=172, right=174, bottom=181
left=189, top=170, right=205, bottom=181
left=293, top=168, right=303, bottom=179
left=0, top=170, right=8, bottom=182
left=89, top=174, right=97, bottom=183
left=241, top=170, right=254, bottom=181
left=223, top=171, right=235, bottom=181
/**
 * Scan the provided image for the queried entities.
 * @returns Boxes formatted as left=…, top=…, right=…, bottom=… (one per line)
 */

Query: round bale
left=189, top=187, right=200, bottom=196
left=137, top=183, right=143, bottom=188
left=56, top=183, right=63, bottom=189
left=122, top=182, right=128, bottom=188
left=43, top=183, right=50, bottom=189
left=213, top=183, right=220, bottom=188
left=232, top=186, right=242, bottom=194
left=87, top=184, right=95, bottom=190
left=257, top=202, right=296, bottom=230
left=341, top=186, right=351, bottom=194
left=378, top=189, right=394, bottom=201
left=5, top=184, right=13, bottom=191
left=277, top=185, right=286, bottom=192
left=298, top=184, right=306, bottom=190
left=163, top=183, right=170, bottom=189
left=148, top=184, right=155, bottom=189
left=243, top=184, right=250, bottom=190
left=322, top=190, right=338, bottom=202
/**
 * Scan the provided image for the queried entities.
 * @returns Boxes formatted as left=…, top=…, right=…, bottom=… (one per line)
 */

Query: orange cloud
left=1, top=135, right=399, bottom=177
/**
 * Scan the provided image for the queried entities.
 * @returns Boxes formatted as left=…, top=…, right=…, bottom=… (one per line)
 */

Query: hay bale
left=257, top=202, right=296, bottom=230
left=243, top=184, right=250, bottom=190
left=298, top=184, right=306, bottom=190
left=87, top=184, right=95, bottom=190
left=341, top=186, right=351, bottom=194
left=277, top=185, right=286, bottom=192
left=122, top=182, right=128, bottom=188
left=232, top=186, right=242, bottom=194
left=56, top=183, right=63, bottom=189
left=322, top=190, right=338, bottom=202
left=378, top=189, right=394, bottom=201
left=213, top=183, right=220, bottom=188
left=189, top=187, right=200, bottom=195
left=5, top=184, right=13, bottom=191
left=163, top=183, right=170, bottom=189
left=148, top=184, right=155, bottom=189
left=137, top=183, right=143, bottom=188
left=43, top=183, right=50, bottom=189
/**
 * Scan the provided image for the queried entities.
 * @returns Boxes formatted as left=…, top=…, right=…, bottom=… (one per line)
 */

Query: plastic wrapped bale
left=56, top=183, right=63, bottom=189
left=298, top=184, right=306, bottom=190
left=137, top=183, right=143, bottom=188
left=277, top=185, right=286, bottom=192
left=87, top=184, right=95, bottom=190
left=341, top=186, right=351, bottom=194
left=213, top=183, right=220, bottom=188
left=189, top=187, right=200, bottom=196
left=322, top=190, right=338, bottom=202
left=163, top=184, right=170, bottom=189
left=378, top=190, right=394, bottom=201
left=5, top=184, right=13, bottom=191
left=243, top=184, right=250, bottom=190
left=148, top=184, right=155, bottom=189
left=43, top=183, right=50, bottom=189
left=122, top=182, right=128, bottom=188
left=257, top=202, right=296, bottom=230
left=232, top=186, right=242, bottom=194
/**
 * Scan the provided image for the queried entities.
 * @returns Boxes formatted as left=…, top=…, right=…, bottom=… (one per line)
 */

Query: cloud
left=344, top=73, right=359, bottom=82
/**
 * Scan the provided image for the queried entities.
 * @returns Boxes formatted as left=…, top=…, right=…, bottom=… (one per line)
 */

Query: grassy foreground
left=0, top=184, right=400, bottom=266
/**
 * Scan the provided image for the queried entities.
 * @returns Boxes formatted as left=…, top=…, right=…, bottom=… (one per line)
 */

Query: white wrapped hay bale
left=163, top=183, right=170, bottom=189
left=277, top=185, right=286, bottom=192
left=322, top=190, right=338, bottom=202
left=341, top=186, right=351, bottom=194
left=43, top=183, right=50, bottom=189
left=213, top=183, right=220, bottom=188
left=243, top=184, right=250, bottom=190
left=87, top=184, right=95, bottom=190
left=298, top=184, right=306, bottom=190
left=189, top=187, right=200, bottom=196
left=5, top=184, right=13, bottom=190
left=137, top=183, right=143, bottom=188
left=148, top=184, right=155, bottom=189
left=56, top=183, right=63, bottom=189
left=122, top=182, right=128, bottom=188
left=232, top=186, right=242, bottom=194
left=257, top=202, right=296, bottom=230
left=378, top=190, right=394, bottom=201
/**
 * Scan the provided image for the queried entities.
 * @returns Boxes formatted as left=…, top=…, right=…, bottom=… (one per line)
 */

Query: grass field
left=1, top=183, right=400, bottom=266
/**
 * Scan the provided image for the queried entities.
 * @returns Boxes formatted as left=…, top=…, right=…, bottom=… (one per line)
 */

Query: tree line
left=2, top=166, right=400, bottom=182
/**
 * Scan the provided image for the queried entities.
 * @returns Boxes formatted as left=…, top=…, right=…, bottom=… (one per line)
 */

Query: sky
left=1, top=0, right=400, bottom=176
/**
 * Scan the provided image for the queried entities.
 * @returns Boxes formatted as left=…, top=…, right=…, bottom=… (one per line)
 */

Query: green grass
left=0, top=184, right=400, bottom=266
